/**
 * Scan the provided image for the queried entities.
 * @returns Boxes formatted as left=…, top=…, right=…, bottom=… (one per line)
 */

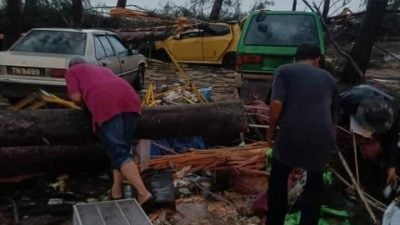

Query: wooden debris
left=145, top=61, right=241, bottom=103
left=142, top=142, right=270, bottom=176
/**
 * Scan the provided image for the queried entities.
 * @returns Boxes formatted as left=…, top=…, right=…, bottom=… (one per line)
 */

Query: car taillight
left=235, top=55, right=242, bottom=72
left=241, top=55, right=262, bottom=64
left=49, top=69, right=66, bottom=78
left=235, top=54, right=263, bottom=71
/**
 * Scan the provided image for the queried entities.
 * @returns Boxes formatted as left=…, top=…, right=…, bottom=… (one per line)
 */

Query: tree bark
left=2, top=0, right=22, bottom=50
left=292, top=0, right=297, bottom=11
left=0, top=101, right=247, bottom=146
left=22, top=0, right=38, bottom=32
left=0, top=145, right=108, bottom=178
left=116, top=0, right=127, bottom=8
left=209, top=0, right=224, bottom=21
left=339, top=0, right=388, bottom=84
left=322, top=0, right=330, bottom=22
left=71, top=0, right=83, bottom=28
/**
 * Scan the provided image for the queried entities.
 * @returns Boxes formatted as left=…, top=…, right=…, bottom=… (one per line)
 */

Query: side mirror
left=130, top=49, right=139, bottom=55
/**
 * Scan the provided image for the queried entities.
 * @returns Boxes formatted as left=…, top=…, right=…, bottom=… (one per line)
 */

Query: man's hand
left=266, top=129, right=274, bottom=145
left=266, top=100, right=282, bottom=148
left=69, top=93, right=82, bottom=104
left=386, top=167, right=398, bottom=186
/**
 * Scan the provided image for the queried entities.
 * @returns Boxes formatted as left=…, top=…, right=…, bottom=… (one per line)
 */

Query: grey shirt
left=271, top=63, right=339, bottom=172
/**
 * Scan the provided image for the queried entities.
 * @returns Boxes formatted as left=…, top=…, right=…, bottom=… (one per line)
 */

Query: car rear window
left=11, top=30, right=86, bottom=55
left=244, top=14, right=319, bottom=46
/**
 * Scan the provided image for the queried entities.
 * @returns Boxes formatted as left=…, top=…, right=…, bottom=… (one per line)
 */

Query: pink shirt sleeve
left=65, top=70, right=81, bottom=98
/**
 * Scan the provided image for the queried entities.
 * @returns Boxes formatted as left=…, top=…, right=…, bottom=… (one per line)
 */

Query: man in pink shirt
left=65, top=57, right=152, bottom=205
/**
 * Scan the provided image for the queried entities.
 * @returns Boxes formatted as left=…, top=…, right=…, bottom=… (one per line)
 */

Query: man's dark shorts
left=97, top=112, right=139, bottom=169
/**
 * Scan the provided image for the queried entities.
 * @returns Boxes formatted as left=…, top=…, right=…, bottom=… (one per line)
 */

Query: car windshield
left=11, top=30, right=86, bottom=55
left=244, top=14, right=319, bottom=46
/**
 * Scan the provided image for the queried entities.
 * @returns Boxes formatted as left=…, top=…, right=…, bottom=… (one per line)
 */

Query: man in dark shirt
left=340, top=85, right=398, bottom=186
left=266, top=44, right=339, bottom=225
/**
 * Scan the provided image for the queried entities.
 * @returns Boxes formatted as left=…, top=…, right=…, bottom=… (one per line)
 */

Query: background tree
left=322, top=0, right=330, bottom=22
left=3, top=0, right=21, bottom=50
left=22, top=0, right=38, bottom=32
left=189, top=0, right=211, bottom=19
left=209, top=0, right=224, bottom=20
left=340, top=0, right=389, bottom=84
left=251, top=0, right=274, bottom=11
left=72, top=0, right=83, bottom=28
left=292, top=0, right=297, bottom=11
left=388, top=0, right=400, bottom=8
left=116, top=0, right=127, bottom=8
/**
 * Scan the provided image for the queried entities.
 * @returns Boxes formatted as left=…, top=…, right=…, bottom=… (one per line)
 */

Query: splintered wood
left=142, top=143, right=270, bottom=176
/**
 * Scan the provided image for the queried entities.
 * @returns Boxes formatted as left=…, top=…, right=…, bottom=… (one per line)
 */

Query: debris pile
left=141, top=143, right=270, bottom=225
left=141, top=82, right=210, bottom=106
left=149, top=195, right=260, bottom=225
left=145, top=59, right=241, bottom=103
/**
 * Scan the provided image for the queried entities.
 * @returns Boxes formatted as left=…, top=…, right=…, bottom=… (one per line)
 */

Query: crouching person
left=340, top=84, right=399, bottom=188
left=65, top=57, right=152, bottom=204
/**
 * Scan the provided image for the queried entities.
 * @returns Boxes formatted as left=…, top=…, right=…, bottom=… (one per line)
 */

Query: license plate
left=7, top=66, right=44, bottom=76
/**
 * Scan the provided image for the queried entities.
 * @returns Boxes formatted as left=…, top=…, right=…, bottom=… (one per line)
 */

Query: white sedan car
left=0, top=28, right=147, bottom=98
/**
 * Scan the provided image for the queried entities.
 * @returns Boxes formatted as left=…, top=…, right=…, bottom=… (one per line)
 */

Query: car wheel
left=134, top=65, right=145, bottom=90
left=222, top=52, right=236, bottom=69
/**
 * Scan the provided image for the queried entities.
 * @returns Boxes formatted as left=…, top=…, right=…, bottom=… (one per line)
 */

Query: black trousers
left=266, top=158, right=323, bottom=225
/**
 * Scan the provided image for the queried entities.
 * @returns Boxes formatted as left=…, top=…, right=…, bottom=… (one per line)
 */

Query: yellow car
left=154, top=22, right=241, bottom=68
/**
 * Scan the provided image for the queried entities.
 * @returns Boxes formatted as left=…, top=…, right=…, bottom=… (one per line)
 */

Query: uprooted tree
left=339, top=0, right=389, bottom=84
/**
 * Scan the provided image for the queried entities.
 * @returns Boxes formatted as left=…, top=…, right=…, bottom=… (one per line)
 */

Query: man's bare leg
left=111, top=169, right=124, bottom=199
left=120, top=160, right=152, bottom=204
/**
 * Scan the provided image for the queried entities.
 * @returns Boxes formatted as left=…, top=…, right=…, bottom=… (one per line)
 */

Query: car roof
left=29, top=28, right=115, bottom=35
left=250, top=10, right=318, bottom=16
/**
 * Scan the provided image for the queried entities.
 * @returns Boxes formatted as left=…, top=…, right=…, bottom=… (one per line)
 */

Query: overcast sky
left=91, top=0, right=364, bottom=16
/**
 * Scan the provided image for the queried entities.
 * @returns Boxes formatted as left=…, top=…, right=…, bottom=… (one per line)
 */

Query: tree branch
left=302, top=0, right=364, bottom=80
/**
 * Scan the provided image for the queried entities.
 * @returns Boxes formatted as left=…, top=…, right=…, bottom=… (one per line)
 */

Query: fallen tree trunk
left=0, top=145, right=108, bottom=178
left=0, top=100, right=247, bottom=146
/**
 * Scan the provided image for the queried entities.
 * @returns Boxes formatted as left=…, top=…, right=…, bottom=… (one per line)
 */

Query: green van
left=236, top=10, right=326, bottom=101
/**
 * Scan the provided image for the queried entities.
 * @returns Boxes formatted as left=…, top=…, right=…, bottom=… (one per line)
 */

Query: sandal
left=140, top=195, right=154, bottom=212
left=108, top=190, right=123, bottom=200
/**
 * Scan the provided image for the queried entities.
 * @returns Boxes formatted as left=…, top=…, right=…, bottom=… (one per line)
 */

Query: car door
left=107, top=35, right=137, bottom=83
left=202, top=24, right=232, bottom=62
left=166, top=29, right=204, bottom=62
left=94, top=35, right=122, bottom=75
